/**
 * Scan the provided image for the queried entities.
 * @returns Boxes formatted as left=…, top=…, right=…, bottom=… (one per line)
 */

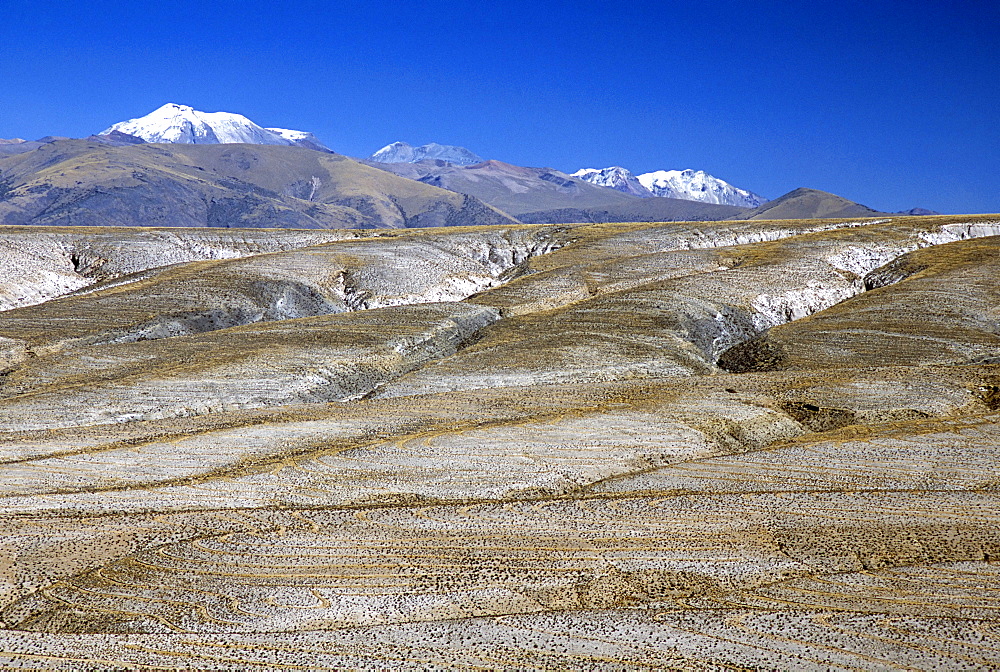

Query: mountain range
left=362, top=158, right=747, bottom=222
left=0, top=104, right=929, bottom=228
left=0, top=139, right=515, bottom=229
left=572, top=166, right=767, bottom=208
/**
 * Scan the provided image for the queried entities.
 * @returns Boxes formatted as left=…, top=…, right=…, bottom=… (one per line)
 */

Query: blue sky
left=2, top=0, right=998, bottom=213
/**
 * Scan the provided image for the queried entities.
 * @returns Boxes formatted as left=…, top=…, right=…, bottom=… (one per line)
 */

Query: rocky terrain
left=0, top=212, right=999, bottom=668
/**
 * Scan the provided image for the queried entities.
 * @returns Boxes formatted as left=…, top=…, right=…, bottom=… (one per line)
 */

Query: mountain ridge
left=573, top=165, right=766, bottom=208
left=0, top=104, right=946, bottom=221
left=370, top=142, right=483, bottom=166
left=638, top=169, right=767, bottom=207
left=571, top=167, right=653, bottom=197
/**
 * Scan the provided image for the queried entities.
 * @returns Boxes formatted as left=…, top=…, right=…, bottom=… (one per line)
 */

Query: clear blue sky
left=2, top=1, right=998, bottom=213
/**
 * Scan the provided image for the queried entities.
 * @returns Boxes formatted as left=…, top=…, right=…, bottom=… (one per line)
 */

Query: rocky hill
left=739, top=186, right=887, bottom=219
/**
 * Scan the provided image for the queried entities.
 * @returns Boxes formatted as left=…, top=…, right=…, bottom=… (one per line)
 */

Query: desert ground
left=0, top=213, right=999, bottom=668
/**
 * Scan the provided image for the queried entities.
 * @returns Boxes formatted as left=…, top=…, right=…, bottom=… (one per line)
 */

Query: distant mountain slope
left=370, top=142, right=483, bottom=166
left=1, top=133, right=146, bottom=158
left=896, top=207, right=941, bottom=216
left=0, top=138, right=59, bottom=157
left=571, top=167, right=652, bottom=197
left=738, top=187, right=887, bottom=220
left=84, top=131, right=146, bottom=146
left=517, top=198, right=747, bottom=224
left=367, top=159, right=652, bottom=215
left=637, top=169, right=767, bottom=207
left=0, top=140, right=518, bottom=229
left=367, top=158, right=745, bottom=222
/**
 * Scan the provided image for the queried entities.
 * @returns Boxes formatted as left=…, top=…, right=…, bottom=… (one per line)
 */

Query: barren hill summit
left=739, top=187, right=887, bottom=220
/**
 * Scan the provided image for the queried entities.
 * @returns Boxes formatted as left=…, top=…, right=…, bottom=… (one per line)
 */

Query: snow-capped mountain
left=101, top=103, right=324, bottom=148
left=370, top=142, right=483, bottom=166
left=266, top=128, right=312, bottom=143
left=265, top=128, right=332, bottom=152
left=573, top=165, right=766, bottom=207
left=571, top=167, right=652, bottom=197
left=637, top=169, right=766, bottom=207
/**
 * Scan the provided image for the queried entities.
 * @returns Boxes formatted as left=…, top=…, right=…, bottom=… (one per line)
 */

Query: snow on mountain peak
left=636, top=169, right=766, bottom=207
left=101, top=104, right=313, bottom=147
left=265, top=128, right=308, bottom=141
left=571, top=166, right=652, bottom=197
left=265, top=128, right=333, bottom=152
left=370, top=141, right=483, bottom=166
left=573, top=165, right=767, bottom=207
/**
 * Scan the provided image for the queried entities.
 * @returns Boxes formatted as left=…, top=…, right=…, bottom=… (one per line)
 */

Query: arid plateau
left=1, top=213, right=1000, bottom=669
